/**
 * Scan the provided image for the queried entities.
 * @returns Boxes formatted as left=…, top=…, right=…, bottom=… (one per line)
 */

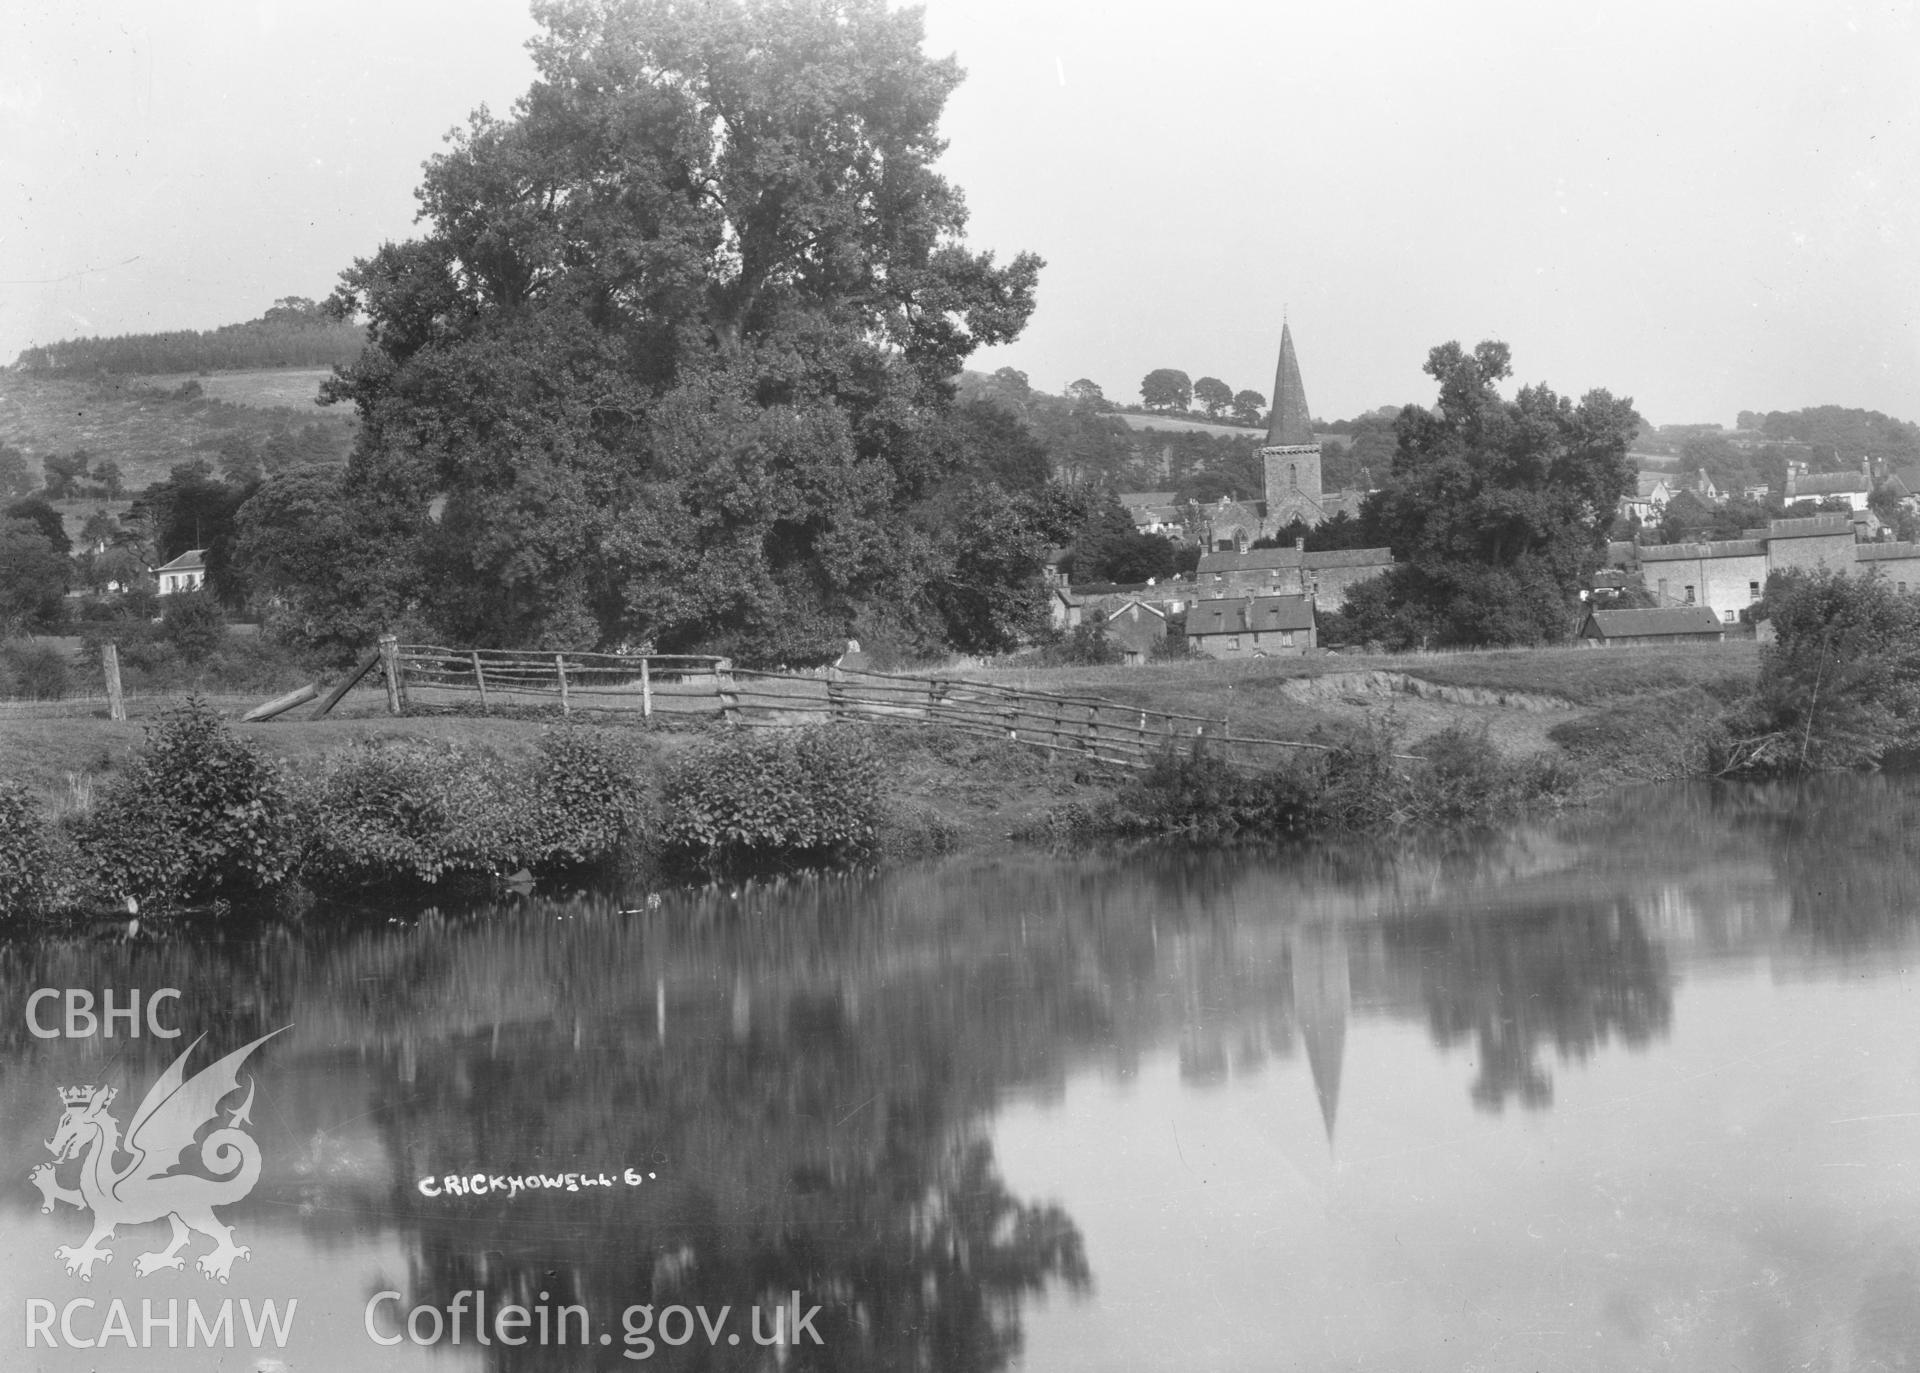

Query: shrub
left=298, top=737, right=525, bottom=889
left=0, top=642, right=72, bottom=699
left=661, top=727, right=881, bottom=869
left=525, top=727, right=651, bottom=869
left=1105, top=742, right=1322, bottom=839
left=1405, top=725, right=1509, bottom=823
left=1721, top=568, right=1920, bottom=773
left=70, top=699, right=298, bottom=907
left=0, top=784, right=55, bottom=917
left=1024, top=623, right=1122, bottom=668
left=161, top=591, right=226, bottom=661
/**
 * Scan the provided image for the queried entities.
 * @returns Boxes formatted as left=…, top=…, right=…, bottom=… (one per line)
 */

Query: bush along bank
left=1038, top=722, right=1579, bottom=843
left=0, top=704, right=921, bottom=923
left=0, top=700, right=659, bottom=922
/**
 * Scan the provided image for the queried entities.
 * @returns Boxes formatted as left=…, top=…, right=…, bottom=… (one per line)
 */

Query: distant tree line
left=1136, top=368, right=1266, bottom=425
left=12, top=297, right=366, bottom=376
left=1736, top=405, right=1920, bottom=466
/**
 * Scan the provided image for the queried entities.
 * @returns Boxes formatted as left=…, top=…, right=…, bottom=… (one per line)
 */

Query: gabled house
left=1184, top=595, right=1315, bottom=658
left=1102, top=600, right=1169, bottom=666
left=1619, top=472, right=1676, bottom=523
left=1785, top=469, right=1871, bottom=511
left=154, top=548, right=208, bottom=596
left=1578, top=607, right=1726, bottom=646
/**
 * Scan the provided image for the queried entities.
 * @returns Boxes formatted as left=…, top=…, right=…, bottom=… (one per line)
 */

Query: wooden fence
left=387, top=641, right=731, bottom=720
left=380, top=639, right=1389, bottom=771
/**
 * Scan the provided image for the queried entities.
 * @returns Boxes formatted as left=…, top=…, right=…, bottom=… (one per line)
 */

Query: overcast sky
left=3, top=0, right=1915, bottom=426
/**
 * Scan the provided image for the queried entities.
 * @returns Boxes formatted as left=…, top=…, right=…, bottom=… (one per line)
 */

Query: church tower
left=1261, top=321, right=1327, bottom=529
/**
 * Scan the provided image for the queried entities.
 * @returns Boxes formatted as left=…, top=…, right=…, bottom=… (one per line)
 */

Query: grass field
left=1115, top=411, right=1264, bottom=441
left=2, top=639, right=1763, bottom=853
left=0, top=370, right=354, bottom=490
left=128, top=369, right=336, bottom=410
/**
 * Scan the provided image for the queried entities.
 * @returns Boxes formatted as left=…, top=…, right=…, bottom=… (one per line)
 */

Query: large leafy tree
left=1344, top=341, right=1639, bottom=648
left=1139, top=368, right=1192, bottom=413
left=0, top=518, right=69, bottom=635
left=312, top=0, right=1042, bottom=662
left=1192, top=375, right=1232, bottom=418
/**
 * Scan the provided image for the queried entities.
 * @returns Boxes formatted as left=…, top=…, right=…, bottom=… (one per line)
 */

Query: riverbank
left=0, top=642, right=1758, bottom=868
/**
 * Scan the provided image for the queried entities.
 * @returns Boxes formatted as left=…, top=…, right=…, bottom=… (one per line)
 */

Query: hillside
left=0, top=369, right=354, bottom=492
left=1116, top=411, right=1265, bottom=441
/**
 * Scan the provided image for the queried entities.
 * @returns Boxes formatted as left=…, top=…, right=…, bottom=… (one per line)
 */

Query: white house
left=155, top=548, right=208, bottom=596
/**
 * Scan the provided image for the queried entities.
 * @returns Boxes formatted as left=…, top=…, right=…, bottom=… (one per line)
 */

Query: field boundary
left=385, top=640, right=1411, bottom=770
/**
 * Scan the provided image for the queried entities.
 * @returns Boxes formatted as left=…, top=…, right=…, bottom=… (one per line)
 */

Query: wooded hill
left=11, top=297, right=366, bottom=376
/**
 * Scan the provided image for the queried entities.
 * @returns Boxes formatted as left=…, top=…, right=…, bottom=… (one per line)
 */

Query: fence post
left=640, top=656, right=652, bottom=720
left=471, top=650, right=490, bottom=715
left=555, top=654, right=570, bottom=716
left=378, top=634, right=403, bottom=716
left=102, top=642, right=126, bottom=722
left=717, top=658, right=739, bottom=724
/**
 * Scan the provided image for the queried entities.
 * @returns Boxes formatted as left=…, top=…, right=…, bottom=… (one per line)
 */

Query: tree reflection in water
left=374, top=963, right=1091, bottom=1373
left=1385, top=901, right=1672, bottom=1112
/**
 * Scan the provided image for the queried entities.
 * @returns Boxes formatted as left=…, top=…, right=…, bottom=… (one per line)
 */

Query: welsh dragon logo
left=28, top=1028, right=288, bottom=1283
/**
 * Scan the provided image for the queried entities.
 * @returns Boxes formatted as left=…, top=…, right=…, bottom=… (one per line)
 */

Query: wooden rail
left=385, top=643, right=1393, bottom=770
left=390, top=644, right=730, bottom=720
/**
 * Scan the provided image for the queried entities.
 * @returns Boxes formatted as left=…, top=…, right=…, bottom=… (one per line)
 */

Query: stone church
left=1197, top=322, right=1368, bottom=552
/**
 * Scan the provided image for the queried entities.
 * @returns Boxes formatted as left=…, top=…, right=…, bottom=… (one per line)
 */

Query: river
left=3, top=775, right=1919, bottom=1371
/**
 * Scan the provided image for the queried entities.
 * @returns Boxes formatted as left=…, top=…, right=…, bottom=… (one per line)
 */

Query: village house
left=1785, top=465, right=1872, bottom=511
left=1184, top=595, right=1315, bottom=659
left=1854, top=541, right=1920, bottom=594
left=1755, top=514, right=1857, bottom=574
left=1579, top=606, right=1726, bottom=647
left=1116, top=491, right=1185, bottom=537
left=1618, top=472, right=1676, bottom=523
left=1195, top=543, right=1395, bottom=614
left=154, top=548, right=208, bottom=596
left=1880, top=465, right=1920, bottom=512
left=1050, top=578, right=1192, bottom=632
left=1101, top=600, right=1169, bottom=665
left=1637, top=539, right=1767, bottom=624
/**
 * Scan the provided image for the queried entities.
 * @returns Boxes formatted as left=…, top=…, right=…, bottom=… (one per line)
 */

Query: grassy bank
left=0, top=643, right=1758, bottom=919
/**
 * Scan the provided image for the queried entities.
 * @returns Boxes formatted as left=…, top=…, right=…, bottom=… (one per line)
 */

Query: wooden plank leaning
left=311, top=647, right=384, bottom=720
left=242, top=684, right=320, bottom=722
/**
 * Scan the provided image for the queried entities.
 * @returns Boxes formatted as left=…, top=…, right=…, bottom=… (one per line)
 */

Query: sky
left=2, top=0, right=1915, bottom=428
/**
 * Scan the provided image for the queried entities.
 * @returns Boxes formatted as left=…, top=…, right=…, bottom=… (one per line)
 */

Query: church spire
left=1264, top=320, right=1316, bottom=447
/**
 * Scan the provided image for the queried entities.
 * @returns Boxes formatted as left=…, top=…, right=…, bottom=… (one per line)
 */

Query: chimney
left=1294, top=537, right=1306, bottom=552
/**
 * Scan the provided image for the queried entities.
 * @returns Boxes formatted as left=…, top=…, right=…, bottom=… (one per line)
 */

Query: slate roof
left=1634, top=472, right=1675, bottom=498
left=1117, top=491, right=1178, bottom=508
left=1301, top=547, right=1394, bottom=569
left=1186, top=595, right=1314, bottom=635
left=154, top=548, right=207, bottom=573
left=1581, top=607, right=1725, bottom=638
left=1855, top=541, right=1920, bottom=561
left=1638, top=539, right=1766, bottom=561
left=1789, top=472, right=1871, bottom=496
left=1198, top=548, right=1301, bottom=574
left=1247, top=595, right=1315, bottom=631
left=1883, top=466, right=1920, bottom=499
left=1757, top=515, right=1854, bottom=539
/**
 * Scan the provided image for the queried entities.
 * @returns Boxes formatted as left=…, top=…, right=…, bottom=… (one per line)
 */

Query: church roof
left=1264, top=321, right=1316, bottom=447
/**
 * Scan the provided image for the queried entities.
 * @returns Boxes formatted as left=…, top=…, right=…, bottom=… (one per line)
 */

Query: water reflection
left=4, top=775, right=1920, bottom=1370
